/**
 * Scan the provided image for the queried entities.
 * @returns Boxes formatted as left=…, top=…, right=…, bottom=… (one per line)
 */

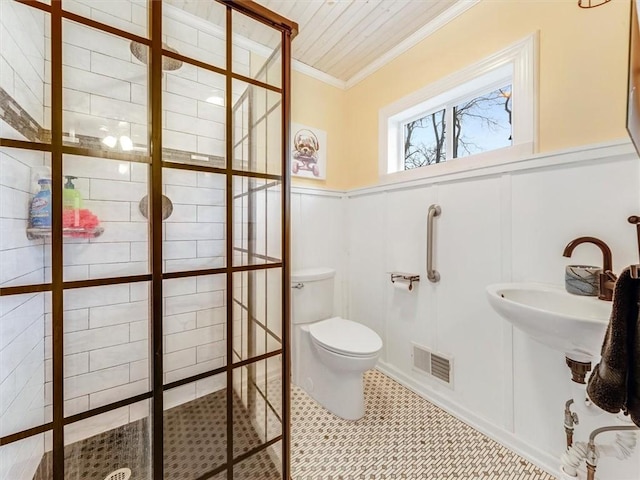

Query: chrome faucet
left=562, top=236, right=617, bottom=301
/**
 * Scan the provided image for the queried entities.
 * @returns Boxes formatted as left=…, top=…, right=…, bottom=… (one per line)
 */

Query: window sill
left=380, top=142, right=534, bottom=185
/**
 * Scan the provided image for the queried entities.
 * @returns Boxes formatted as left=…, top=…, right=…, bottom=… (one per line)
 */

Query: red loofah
left=63, top=208, right=100, bottom=236
left=79, top=209, right=99, bottom=229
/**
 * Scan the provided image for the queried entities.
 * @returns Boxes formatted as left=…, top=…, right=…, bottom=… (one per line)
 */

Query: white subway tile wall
left=0, top=1, right=48, bottom=141
left=163, top=2, right=227, bottom=70
left=0, top=291, right=49, bottom=480
left=62, top=0, right=148, bottom=38
left=38, top=273, right=226, bottom=423
left=0, top=152, right=51, bottom=480
left=0, top=10, right=50, bottom=463
left=46, top=3, right=250, bottom=159
left=0, top=434, right=50, bottom=480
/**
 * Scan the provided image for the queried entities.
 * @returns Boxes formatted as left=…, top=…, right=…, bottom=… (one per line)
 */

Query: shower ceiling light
left=102, top=135, right=117, bottom=148
left=119, top=136, right=133, bottom=151
left=206, top=95, right=225, bottom=106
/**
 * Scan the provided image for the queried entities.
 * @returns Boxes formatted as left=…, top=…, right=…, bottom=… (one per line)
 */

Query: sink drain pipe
left=564, top=399, right=579, bottom=449
left=560, top=364, right=638, bottom=479
left=568, top=379, right=604, bottom=418
left=560, top=372, right=639, bottom=480
left=584, top=426, right=638, bottom=480
left=560, top=424, right=638, bottom=479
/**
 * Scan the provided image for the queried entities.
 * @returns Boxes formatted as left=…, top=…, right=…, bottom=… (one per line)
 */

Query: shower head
left=130, top=41, right=183, bottom=71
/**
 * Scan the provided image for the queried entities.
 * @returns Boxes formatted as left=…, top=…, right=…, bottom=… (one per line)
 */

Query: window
left=404, top=108, right=446, bottom=168
left=402, top=84, right=513, bottom=170
left=453, top=85, right=512, bottom=159
left=380, top=34, right=536, bottom=178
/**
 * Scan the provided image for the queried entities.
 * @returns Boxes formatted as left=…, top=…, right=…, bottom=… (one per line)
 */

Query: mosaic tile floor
left=31, top=369, right=556, bottom=480
left=291, top=369, right=556, bottom=480
left=32, top=389, right=280, bottom=480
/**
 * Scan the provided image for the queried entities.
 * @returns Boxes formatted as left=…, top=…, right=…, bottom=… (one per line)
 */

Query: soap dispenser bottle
left=63, top=176, right=83, bottom=228
left=63, top=176, right=83, bottom=209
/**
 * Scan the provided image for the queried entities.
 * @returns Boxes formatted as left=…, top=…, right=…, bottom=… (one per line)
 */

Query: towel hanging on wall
left=586, top=267, right=640, bottom=427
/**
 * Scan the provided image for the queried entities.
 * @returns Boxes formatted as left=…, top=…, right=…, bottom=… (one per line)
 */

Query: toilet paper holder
left=390, top=272, right=420, bottom=291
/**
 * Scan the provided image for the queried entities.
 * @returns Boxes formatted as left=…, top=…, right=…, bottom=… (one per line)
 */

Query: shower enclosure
left=0, top=1, right=296, bottom=479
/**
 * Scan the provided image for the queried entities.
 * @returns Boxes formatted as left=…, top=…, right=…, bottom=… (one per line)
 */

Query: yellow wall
left=291, top=71, right=348, bottom=190
left=338, top=0, right=630, bottom=188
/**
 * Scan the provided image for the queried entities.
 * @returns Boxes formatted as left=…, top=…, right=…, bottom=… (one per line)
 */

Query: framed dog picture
left=291, top=123, right=327, bottom=180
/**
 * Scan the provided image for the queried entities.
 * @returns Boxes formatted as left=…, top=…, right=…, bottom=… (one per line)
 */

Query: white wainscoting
left=292, top=139, right=640, bottom=480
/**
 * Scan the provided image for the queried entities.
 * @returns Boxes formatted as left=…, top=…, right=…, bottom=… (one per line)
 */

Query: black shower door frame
left=0, top=1, right=297, bottom=479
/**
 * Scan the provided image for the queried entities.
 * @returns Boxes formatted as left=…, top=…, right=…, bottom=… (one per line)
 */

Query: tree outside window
left=403, top=85, right=512, bottom=170
left=403, top=108, right=446, bottom=169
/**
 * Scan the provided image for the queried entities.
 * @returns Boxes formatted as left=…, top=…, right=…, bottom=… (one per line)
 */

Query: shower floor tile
left=32, top=389, right=280, bottom=480
left=291, top=369, right=556, bottom=480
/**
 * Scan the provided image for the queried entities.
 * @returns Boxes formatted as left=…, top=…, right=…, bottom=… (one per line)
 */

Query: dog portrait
left=291, top=123, right=327, bottom=180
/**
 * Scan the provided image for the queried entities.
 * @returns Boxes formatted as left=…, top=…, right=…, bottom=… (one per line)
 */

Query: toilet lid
left=309, top=317, right=382, bottom=357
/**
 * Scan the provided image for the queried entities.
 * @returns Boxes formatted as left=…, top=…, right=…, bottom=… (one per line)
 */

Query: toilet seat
left=309, top=317, right=382, bottom=358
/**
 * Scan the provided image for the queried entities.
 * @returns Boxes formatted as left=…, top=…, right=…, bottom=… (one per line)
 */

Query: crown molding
left=292, top=60, right=346, bottom=90
left=344, top=0, right=482, bottom=89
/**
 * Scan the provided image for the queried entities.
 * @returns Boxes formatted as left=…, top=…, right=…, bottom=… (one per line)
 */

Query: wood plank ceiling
left=262, top=0, right=460, bottom=81
left=167, top=0, right=463, bottom=84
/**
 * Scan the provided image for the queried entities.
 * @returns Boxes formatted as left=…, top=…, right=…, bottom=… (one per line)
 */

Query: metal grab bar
left=427, top=204, right=441, bottom=283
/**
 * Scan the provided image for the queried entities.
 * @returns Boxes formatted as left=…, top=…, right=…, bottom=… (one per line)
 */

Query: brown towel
left=630, top=279, right=640, bottom=428
left=586, top=268, right=640, bottom=427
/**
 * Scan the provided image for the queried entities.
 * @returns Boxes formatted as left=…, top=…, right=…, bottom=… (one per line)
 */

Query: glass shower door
left=0, top=1, right=295, bottom=479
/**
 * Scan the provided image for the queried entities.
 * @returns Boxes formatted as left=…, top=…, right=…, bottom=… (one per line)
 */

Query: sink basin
left=486, top=283, right=611, bottom=359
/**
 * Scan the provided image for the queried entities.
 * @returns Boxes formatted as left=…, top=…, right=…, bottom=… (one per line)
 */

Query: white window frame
left=379, top=33, right=537, bottom=181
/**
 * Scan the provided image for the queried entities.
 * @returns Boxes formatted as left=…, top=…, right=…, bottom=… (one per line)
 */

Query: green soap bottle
left=63, top=176, right=83, bottom=228
left=63, top=176, right=83, bottom=209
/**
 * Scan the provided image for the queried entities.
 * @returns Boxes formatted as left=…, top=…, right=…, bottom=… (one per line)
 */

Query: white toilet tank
left=291, top=268, right=335, bottom=324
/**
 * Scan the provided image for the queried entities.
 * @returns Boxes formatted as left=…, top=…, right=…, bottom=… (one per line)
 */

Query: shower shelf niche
left=26, top=226, right=105, bottom=240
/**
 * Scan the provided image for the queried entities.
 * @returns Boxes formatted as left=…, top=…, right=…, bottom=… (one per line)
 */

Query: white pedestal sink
left=486, top=283, right=611, bottom=361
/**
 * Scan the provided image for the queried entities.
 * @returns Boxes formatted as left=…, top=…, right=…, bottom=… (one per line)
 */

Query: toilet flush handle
left=292, top=282, right=305, bottom=289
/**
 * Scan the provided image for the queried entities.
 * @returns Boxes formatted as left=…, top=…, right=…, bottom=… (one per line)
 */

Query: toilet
left=291, top=267, right=382, bottom=420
